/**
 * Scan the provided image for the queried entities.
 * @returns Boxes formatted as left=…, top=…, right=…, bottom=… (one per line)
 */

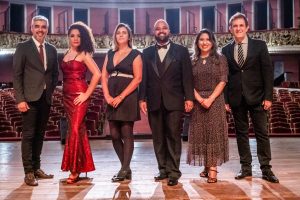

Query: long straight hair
left=112, top=23, right=133, bottom=51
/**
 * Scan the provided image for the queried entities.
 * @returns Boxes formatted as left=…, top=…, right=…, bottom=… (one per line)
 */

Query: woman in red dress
left=61, top=22, right=101, bottom=184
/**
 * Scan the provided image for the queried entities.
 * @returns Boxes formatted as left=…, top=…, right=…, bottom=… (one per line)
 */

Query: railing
left=0, top=29, right=300, bottom=50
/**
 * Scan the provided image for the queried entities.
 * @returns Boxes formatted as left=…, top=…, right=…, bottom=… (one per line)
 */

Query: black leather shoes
left=235, top=170, right=252, bottom=179
left=262, top=169, right=279, bottom=183
left=34, top=169, right=54, bottom=179
left=167, top=178, right=178, bottom=186
left=24, top=172, right=38, bottom=186
left=154, top=173, right=168, bottom=181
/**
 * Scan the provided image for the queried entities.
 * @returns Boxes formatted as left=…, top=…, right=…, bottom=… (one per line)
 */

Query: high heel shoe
left=200, top=167, right=209, bottom=178
left=207, top=169, right=218, bottom=183
left=66, top=173, right=80, bottom=184
left=111, top=169, right=132, bottom=182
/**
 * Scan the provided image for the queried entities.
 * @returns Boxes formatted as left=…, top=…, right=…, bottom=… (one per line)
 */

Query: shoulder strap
left=64, top=49, right=70, bottom=57
left=73, top=53, right=80, bottom=61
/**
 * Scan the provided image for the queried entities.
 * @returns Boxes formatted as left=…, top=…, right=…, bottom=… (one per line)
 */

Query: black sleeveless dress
left=106, top=49, right=141, bottom=122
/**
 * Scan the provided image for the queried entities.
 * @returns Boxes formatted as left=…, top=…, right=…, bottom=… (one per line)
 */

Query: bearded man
left=139, top=19, right=194, bottom=186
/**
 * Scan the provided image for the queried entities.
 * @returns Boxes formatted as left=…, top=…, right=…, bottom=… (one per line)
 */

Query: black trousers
left=148, top=104, right=183, bottom=179
left=231, top=97, right=272, bottom=170
left=21, top=91, right=50, bottom=174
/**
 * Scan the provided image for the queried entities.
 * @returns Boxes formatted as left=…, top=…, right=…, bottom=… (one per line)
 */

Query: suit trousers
left=231, top=97, right=272, bottom=170
left=21, top=90, right=51, bottom=174
left=148, top=104, right=183, bottom=179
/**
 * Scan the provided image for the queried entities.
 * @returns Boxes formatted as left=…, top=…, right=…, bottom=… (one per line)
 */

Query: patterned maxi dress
left=187, top=54, right=229, bottom=166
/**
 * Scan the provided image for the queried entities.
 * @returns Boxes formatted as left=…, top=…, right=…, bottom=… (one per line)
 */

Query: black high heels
left=112, top=169, right=132, bottom=182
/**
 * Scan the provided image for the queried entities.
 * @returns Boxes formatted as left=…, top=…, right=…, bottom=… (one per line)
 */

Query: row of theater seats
left=1, top=88, right=300, bottom=140
left=0, top=88, right=20, bottom=139
left=227, top=89, right=300, bottom=136
left=0, top=87, right=106, bottom=140
left=280, top=81, right=300, bottom=89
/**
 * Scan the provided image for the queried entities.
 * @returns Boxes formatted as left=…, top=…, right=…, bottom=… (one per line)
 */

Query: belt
left=110, top=71, right=134, bottom=78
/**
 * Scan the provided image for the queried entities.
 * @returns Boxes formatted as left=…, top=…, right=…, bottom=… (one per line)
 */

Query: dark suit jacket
left=139, top=42, right=194, bottom=111
left=13, top=38, right=59, bottom=104
left=221, top=37, right=273, bottom=107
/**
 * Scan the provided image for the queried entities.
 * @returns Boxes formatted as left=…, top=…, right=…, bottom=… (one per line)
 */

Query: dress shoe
left=235, top=170, right=252, bottom=180
left=207, top=168, right=218, bottom=183
left=262, top=169, right=279, bottom=183
left=66, top=173, right=80, bottom=184
left=34, top=169, right=54, bottom=179
left=167, top=178, right=178, bottom=186
left=24, top=172, right=38, bottom=186
left=112, top=169, right=132, bottom=182
left=182, top=135, right=188, bottom=141
left=154, top=173, right=168, bottom=181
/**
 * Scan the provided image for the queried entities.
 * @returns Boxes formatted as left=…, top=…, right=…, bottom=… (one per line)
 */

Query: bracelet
left=119, top=95, right=123, bottom=100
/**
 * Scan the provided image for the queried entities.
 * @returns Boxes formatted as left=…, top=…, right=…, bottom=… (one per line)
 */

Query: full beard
left=155, top=35, right=169, bottom=44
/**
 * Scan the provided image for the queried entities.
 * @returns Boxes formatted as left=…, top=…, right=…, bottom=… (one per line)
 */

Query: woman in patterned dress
left=187, top=29, right=229, bottom=183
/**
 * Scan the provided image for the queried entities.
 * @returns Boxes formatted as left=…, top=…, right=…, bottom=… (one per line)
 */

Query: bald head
left=154, top=19, right=169, bottom=30
left=153, top=19, right=170, bottom=44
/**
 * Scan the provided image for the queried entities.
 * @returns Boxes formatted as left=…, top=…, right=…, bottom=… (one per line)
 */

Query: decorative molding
left=1, top=29, right=300, bottom=53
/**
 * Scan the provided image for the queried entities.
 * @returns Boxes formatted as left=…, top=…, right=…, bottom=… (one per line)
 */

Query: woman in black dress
left=101, top=23, right=142, bottom=182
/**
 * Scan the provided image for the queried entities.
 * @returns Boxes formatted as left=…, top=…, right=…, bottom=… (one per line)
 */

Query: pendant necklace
left=201, top=55, right=208, bottom=65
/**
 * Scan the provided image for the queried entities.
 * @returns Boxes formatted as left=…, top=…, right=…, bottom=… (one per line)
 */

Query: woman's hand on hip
left=74, top=92, right=88, bottom=105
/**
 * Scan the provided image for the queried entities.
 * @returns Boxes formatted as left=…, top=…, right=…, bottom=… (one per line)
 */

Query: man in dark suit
left=139, top=19, right=194, bottom=186
left=222, top=12, right=279, bottom=183
left=13, top=15, right=59, bottom=186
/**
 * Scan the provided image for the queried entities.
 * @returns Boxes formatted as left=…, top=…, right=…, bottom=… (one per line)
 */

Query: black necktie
left=237, top=43, right=244, bottom=67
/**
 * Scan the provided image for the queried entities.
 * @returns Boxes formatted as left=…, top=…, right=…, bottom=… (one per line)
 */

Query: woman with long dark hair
left=187, top=29, right=229, bottom=183
left=61, top=21, right=101, bottom=184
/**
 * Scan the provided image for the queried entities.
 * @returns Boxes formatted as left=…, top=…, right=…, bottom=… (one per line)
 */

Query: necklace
left=200, top=56, right=208, bottom=64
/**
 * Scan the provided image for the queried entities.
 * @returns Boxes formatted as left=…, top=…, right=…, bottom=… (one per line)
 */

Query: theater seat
left=0, top=121, right=11, bottom=126
left=0, top=125, right=13, bottom=132
left=294, top=128, right=300, bottom=134
left=0, top=130, right=18, bottom=138
left=45, top=129, right=60, bottom=138
left=269, top=122, right=291, bottom=129
left=228, top=127, right=236, bottom=135
left=269, top=117, right=289, bottom=124
left=86, top=111, right=99, bottom=124
left=270, top=127, right=292, bottom=135
left=86, top=119, right=97, bottom=136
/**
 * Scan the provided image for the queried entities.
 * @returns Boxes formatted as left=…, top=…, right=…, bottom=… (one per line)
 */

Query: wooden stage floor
left=0, top=138, right=300, bottom=200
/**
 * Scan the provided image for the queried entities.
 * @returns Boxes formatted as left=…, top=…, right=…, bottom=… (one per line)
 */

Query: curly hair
left=112, top=23, right=133, bottom=51
left=67, top=21, right=95, bottom=54
left=192, top=28, right=220, bottom=65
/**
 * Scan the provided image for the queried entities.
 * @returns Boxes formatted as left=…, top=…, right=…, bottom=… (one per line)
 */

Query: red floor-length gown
left=61, top=60, right=95, bottom=173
